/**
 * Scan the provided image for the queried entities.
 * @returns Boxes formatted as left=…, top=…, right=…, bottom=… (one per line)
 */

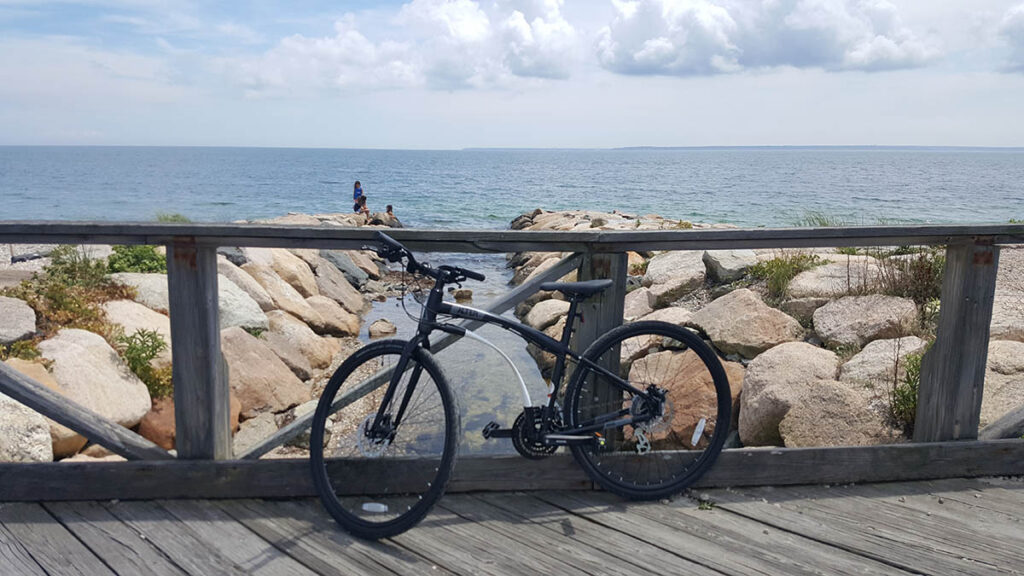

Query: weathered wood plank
left=43, top=501, right=187, bottom=576
left=916, top=242, right=1000, bottom=442
left=216, top=499, right=441, bottom=576
left=167, top=239, right=232, bottom=459
left=2, top=220, right=1024, bottom=252
left=156, top=499, right=316, bottom=576
left=0, top=503, right=115, bottom=576
left=0, top=520, right=47, bottom=576
left=238, top=253, right=583, bottom=460
left=101, top=500, right=248, bottom=576
left=1, top=440, right=1022, bottom=501
left=979, top=402, right=1024, bottom=440
left=0, top=362, right=173, bottom=461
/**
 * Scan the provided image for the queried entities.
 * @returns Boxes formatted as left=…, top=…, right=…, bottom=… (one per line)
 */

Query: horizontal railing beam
left=1, top=221, right=1023, bottom=252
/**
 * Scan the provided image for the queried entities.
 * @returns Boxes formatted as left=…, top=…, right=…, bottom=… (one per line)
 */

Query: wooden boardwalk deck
left=1, top=477, right=1021, bottom=576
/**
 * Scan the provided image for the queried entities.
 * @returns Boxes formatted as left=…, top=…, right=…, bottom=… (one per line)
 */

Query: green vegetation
left=630, top=260, right=649, bottom=276
left=874, top=248, right=945, bottom=310
left=156, top=212, right=191, bottom=223
left=794, top=211, right=849, bottom=228
left=243, top=326, right=265, bottom=338
left=1010, top=218, right=1022, bottom=224
left=117, top=329, right=173, bottom=398
left=747, top=253, right=823, bottom=301
left=2, top=246, right=134, bottom=338
left=107, top=245, right=167, bottom=274
left=0, top=340, right=42, bottom=362
left=675, top=220, right=693, bottom=229
left=889, top=349, right=925, bottom=436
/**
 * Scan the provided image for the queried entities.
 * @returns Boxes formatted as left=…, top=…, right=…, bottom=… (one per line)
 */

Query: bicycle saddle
left=539, top=279, right=613, bottom=298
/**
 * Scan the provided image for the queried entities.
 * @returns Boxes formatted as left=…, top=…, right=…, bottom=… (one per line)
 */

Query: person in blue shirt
left=353, top=181, right=363, bottom=201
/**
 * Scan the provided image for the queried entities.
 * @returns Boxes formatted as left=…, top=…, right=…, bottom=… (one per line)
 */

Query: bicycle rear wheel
left=310, top=339, right=459, bottom=539
left=565, top=321, right=732, bottom=499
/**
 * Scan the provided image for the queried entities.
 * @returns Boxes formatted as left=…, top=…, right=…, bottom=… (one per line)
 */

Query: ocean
left=4, top=146, right=1023, bottom=453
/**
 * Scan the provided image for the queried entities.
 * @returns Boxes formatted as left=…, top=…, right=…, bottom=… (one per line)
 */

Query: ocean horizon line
left=1, top=144, right=1023, bottom=152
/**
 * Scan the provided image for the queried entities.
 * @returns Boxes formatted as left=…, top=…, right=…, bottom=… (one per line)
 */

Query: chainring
left=511, top=411, right=557, bottom=460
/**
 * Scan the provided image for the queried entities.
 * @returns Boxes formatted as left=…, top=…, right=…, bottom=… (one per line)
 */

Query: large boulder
left=102, top=300, right=173, bottom=367
left=0, top=392, right=52, bottom=462
left=109, top=272, right=170, bottom=312
left=38, top=329, right=151, bottom=428
left=306, top=295, right=360, bottom=336
left=786, top=256, right=880, bottom=299
left=137, top=396, right=244, bottom=451
left=261, top=331, right=315, bottom=380
left=232, top=412, right=278, bottom=455
left=344, top=250, right=381, bottom=280
left=839, top=336, right=928, bottom=388
left=636, top=306, right=693, bottom=326
left=0, top=296, right=35, bottom=344
left=217, top=276, right=269, bottom=331
left=271, top=249, right=319, bottom=298
left=266, top=311, right=336, bottom=370
left=628, top=350, right=744, bottom=447
left=311, top=256, right=368, bottom=315
left=242, top=264, right=326, bottom=331
left=221, top=327, right=310, bottom=419
left=738, top=342, right=840, bottom=446
left=525, top=299, right=570, bottom=330
left=813, top=295, right=919, bottom=349
left=981, top=340, right=1024, bottom=429
left=642, top=251, right=705, bottom=307
left=690, top=289, right=803, bottom=359
left=217, top=256, right=274, bottom=312
left=779, top=380, right=901, bottom=447
left=779, top=297, right=830, bottom=325
left=4, top=359, right=87, bottom=458
left=321, top=250, right=369, bottom=288
left=990, top=289, right=1024, bottom=342
left=623, top=288, right=653, bottom=321
left=703, top=250, right=757, bottom=283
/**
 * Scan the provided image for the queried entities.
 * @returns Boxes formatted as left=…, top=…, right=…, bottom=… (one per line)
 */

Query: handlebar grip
left=375, top=231, right=405, bottom=252
left=460, top=267, right=485, bottom=282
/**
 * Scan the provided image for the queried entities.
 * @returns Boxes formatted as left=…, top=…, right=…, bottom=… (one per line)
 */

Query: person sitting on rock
left=353, top=195, right=369, bottom=216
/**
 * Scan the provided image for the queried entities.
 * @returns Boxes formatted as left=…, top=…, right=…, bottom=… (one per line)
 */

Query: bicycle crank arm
left=542, top=433, right=606, bottom=447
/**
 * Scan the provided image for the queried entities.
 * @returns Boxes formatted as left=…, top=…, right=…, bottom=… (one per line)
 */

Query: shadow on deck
left=1, top=477, right=1021, bottom=575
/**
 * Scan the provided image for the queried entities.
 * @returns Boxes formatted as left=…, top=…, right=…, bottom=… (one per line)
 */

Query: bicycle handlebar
left=373, top=231, right=485, bottom=283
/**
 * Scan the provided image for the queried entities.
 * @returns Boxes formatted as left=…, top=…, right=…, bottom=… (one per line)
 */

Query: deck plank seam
left=38, top=501, right=150, bottom=576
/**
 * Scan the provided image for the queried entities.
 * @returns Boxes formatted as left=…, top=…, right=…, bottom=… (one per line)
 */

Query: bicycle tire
left=310, top=339, right=459, bottom=539
left=565, top=321, right=731, bottom=500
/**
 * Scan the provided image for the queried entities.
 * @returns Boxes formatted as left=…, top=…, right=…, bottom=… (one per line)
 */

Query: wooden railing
left=1, top=220, right=1023, bottom=501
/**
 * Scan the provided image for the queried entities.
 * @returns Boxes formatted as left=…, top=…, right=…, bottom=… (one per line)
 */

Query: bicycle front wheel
left=565, top=321, right=732, bottom=500
left=310, top=339, right=459, bottom=540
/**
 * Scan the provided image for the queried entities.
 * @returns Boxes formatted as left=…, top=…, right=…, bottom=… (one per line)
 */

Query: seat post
left=550, top=296, right=582, bottom=389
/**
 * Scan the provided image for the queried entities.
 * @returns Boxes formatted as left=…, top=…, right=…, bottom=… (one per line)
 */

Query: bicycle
left=310, top=232, right=732, bottom=539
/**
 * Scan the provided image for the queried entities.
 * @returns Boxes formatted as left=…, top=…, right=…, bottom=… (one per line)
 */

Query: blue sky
left=1, top=0, right=1023, bottom=148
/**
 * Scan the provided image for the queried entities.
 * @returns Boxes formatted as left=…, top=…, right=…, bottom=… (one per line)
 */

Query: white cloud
left=499, top=0, right=579, bottom=79
left=1000, top=3, right=1024, bottom=71
left=596, top=0, right=939, bottom=76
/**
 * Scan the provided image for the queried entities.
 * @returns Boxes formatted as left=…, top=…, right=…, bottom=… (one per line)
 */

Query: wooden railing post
left=167, top=239, right=232, bottom=459
left=914, top=240, right=1000, bottom=442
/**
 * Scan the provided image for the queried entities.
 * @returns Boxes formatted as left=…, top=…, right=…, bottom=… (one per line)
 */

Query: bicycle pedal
left=482, top=422, right=513, bottom=439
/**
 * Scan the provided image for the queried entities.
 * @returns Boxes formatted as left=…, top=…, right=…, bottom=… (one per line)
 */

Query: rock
left=987, top=340, right=1024, bottom=375
left=232, top=412, right=278, bottom=455
left=779, top=380, right=901, bottom=447
left=4, top=359, right=87, bottom=458
left=261, top=331, right=315, bottom=380
left=647, top=275, right=703, bottom=308
left=10, top=244, right=56, bottom=261
left=780, top=297, right=830, bottom=324
left=311, top=257, right=368, bottom=315
left=110, top=272, right=170, bottom=312
left=368, top=319, right=397, bottom=339
left=306, top=295, right=360, bottom=336
left=138, top=397, right=176, bottom=450
left=703, top=250, right=757, bottom=283
left=839, top=336, right=928, bottom=387
left=217, top=275, right=269, bottom=331
left=0, top=392, right=53, bottom=462
left=990, top=289, right=1024, bottom=342
left=690, top=289, right=803, bottom=359
left=642, top=251, right=705, bottom=290
left=266, top=311, right=337, bottom=370
left=623, top=288, right=653, bottom=321
left=786, top=256, right=880, bottom=299
left=218, top=256, right=275, bottom=312
left=345, top=250, right=381, bottom=280
left=813, top=295, right=919, bottom=349
left=527, top=317, right=567, bottom=377
left=0, top=269, right=34, bottom=289
left=627, top=252, right=645, bottom=273
left=522, top=257, right=562, bottom=285
left=453, top=289, right=472, bottom=302
left=321, top=250, right=369, bottom=287
left=0, top=296, right=36, bottom=344
left=242, top=264, right=326, bottom=330
left=525, top=299, right=570, bottom=331
left=239, top=247, right=275, bottom=267
left=217, top=247, right=247, bottom=267
left=283, top=400, right=322, bottom=449
left=38, top=329, right=151, bottom=428
left=221, top=327, right=310, bottom=419
left=101, top=300, right=173, bottom=367
left=271, top=249, right=319, bottom=298
left=636, top=307, right=693, bottom=326
left=258, top=213, right=323, bottom=227
left=628, top=350, right=745, bottom=448
left=738, top=342, right=840, bottom=446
